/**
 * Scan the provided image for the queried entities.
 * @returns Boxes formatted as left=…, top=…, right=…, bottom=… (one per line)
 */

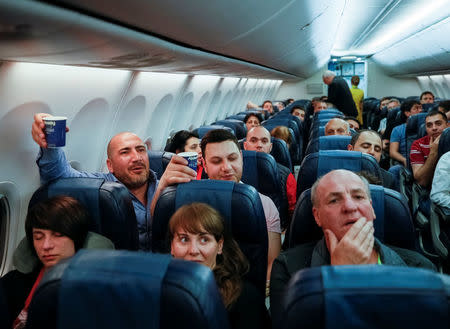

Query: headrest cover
left=59, top=250, right=171, bottom=329
left=317, top=150, right=362, bottom=177
left=285, top=266, right=449, bottom=329
left=176, top=180, right=234, bottom=229
left=241, top=151, right=259, bottom=189
left=321, top=266, right=448, bottom=329
left=48, top=178, right=103, bottom=232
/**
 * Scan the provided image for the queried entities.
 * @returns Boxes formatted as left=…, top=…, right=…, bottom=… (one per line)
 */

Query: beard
left=115, top=168, right=150, bottom=190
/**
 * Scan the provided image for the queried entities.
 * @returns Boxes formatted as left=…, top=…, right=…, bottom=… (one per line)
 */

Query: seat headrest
left=282, top=266, right=450, bottom=329
left=271, top=137, right=293, bottom=171
left=297, top=150, right=382, bottom=198
left=29, top=177, right=138, bottom=250
left=148, top=150, right=174, bottom=179
left=305, top=135, right=352, bottom=156
left=152, top=180, right=268, bottom=295
left=194, top=125, right=234, bottom=139
left=27, top=250, right=229, bottom=329
left=288, top=185, right=415, bottom=249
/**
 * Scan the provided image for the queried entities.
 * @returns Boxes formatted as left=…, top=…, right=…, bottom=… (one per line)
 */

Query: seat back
left=193, top=125, right=234, bottom=139
left=297, top=150, right=383, bottom=198
left=305, top=135, right=352, bottom=156
left=406, top=113, right=428, bottom=167
left=226, top=114, right=246, bottom=121
left=29, top=178, right=138, bottom=250
left=241, top=150, right=287, bottom=228
left=271, top=138, right=293, bottom=172
left=281, top=266, right=450, bottom=329
left=213, top=119, right=247, bottom=139
left=148, top=150, right=174, bottom=179
left=27, top=250, right=229, bottom=329
left=421, top=103, right=437, bottom=112
left=309, top=126, right=326, bottom=140
left=262, top=123, right=302, bottom=164
left=152, top=180, right=268, bottom=295
left=288, top=185, right=415, bottom=249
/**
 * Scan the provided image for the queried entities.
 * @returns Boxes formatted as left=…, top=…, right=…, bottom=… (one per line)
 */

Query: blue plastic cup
left=178, top=152, right=198, bottom=172
left=43, top=116, right=67, bottom=148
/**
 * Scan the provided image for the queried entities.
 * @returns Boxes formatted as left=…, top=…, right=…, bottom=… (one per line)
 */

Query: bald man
left=32, top=113, right=195, bottom=251
left=244, top=126, right=297, bottom=220
left=269, top=169, right=435, bottom=326
left=324, top=118, right=351, bottom=136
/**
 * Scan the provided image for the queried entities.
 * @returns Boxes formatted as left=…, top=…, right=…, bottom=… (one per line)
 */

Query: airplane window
left=0, top=194, right=9, bottom=272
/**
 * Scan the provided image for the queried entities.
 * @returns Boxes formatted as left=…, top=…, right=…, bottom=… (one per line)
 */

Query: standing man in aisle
left=323, top=70, right=358, bottom=117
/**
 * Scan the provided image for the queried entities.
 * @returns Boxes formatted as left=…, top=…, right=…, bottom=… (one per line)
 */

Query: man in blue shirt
left=31, top=113, right=196, bottom=250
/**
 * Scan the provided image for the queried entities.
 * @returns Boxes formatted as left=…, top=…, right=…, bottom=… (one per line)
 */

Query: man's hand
left=150, top=155, right=197, bottom=216
left=429, top=135, right=441, bottom=156
left=158, top=155, right=197, bottom=190
left=325, top=217, right=375, bottom=265
left=31, top=113, right=69, bottom=148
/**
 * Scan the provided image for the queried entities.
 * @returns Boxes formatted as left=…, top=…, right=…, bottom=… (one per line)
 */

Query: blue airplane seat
left=262, top=123, right=302, bottom=165
left=438, top=127, right=450, bottom=158
left=226, top=114, right=246, bottom=121
left=313, top=109, right=343, bottom=117
left=239, top=137, right=293, bottom=172
left=193, top=125, right=234, bottom=139
left=280, top=266, right=449, bottom=329
left=309, top=126, right=326, bottom=140
left=271, top=137, right=293, bottom=172
left=421, top=103, right=437, bottom=112
left=406, top=113, right=428, bottom=167
left=313, top=112, right=343, bottom=121
left=152, top=180, right=268, bottom=295
left=26, top=250, right=229, bottom=329
left=29, top=177, right=138, bottom=250
left=148, top=150, right=174, bottom=180
left=264, top=117, right=303, bottom=141
left=213, top=119, right=247, bottom=139
left=310, top=118, right=331, bottom=131
left=297, top=150, right=383, bottom=198
left=241, top=150, right=289, bottom=229
left=287, top=185, right=415, bottom=250
left=305, top=135, right=352, bottom=156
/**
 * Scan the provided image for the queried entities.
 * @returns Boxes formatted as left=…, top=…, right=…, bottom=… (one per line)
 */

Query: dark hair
left=438, top=100, right=450, bottom=113
left=243, top=113, right=263, bottom=124
left=200, top=129, right=240, bottom=159
left=169, top=203, right=249, bottom=308
left=290, top=106, right=305, bottom=114
left=351, top=75, right=360, bottom=86
left=350, top=129, right=381, bottom=147
left=344, top=116, right=361, bottom=126
left=262, top=100, right=272, bottom=107
left=285, top=98, right=294, bottom=104
left=26, top=196, right=90, bottom=253
left=426, top=110, right=448, bottom=122
left=167, top=130, right=199, bottom=153
left=420, top=91, right=434, bottom=100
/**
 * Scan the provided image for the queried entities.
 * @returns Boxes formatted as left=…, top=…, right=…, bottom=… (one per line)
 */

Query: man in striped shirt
left=410, top=110, right=449, bottom=187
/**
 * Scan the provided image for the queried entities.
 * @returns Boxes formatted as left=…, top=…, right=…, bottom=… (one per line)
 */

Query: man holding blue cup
left=32, top=113, right=196, bottom=251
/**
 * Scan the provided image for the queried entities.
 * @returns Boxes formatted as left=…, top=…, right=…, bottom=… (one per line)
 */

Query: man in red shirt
left=410, top=110, right=449, bottom=187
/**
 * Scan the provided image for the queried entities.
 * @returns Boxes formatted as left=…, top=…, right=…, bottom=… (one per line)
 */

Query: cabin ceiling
left=0, top=0, right=449, bottom=79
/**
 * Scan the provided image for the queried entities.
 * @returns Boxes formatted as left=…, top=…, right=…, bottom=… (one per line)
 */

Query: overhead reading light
left=363, top=0, right=448, bottom=53
left=340, top=56, right=357, bottom=61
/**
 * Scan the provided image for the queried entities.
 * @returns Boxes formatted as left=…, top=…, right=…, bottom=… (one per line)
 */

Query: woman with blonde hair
left=169, top=202, right=269, bottom=329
